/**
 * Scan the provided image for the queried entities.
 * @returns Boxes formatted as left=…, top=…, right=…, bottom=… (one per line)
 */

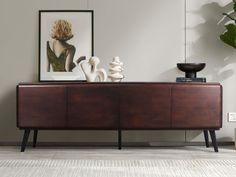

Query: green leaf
left=234, top=0, right=236, bottom=12
left=226, top=23, right=236, bottom=35
left=220, top=23, right=236, bottom=49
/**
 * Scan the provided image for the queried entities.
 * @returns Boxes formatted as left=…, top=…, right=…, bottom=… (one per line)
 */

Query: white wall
left=0, top=0, right=234, bottom=144
left=186, top=0, right=236, bottom=142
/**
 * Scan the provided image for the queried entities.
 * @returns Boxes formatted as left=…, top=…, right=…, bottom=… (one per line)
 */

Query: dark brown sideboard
left=17, top=82, right=222, bottom=152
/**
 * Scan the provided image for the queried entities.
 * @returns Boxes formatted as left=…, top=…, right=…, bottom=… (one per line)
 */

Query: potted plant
left=220, top=0, right=236, bottom=48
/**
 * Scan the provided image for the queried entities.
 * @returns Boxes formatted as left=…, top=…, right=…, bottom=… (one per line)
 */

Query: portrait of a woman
left=47, top=19, right=84, bottom=72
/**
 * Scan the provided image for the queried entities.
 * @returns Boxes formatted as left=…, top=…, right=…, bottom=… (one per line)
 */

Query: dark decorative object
left=176, top=63, right=206, bottom=82
left=177, top=63, right=206, bottom=78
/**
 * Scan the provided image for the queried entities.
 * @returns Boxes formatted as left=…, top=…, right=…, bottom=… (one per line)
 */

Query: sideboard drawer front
left=172, top=84, right=222, bottom=129
left=120, top=84, right=171, bottom=129
left=67, top=85, right=119, bottom=129
left=18, top=86, right=67, bottom=128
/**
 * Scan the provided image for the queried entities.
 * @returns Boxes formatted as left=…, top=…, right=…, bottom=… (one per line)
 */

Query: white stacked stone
left=108, top=57, right=124, bottom=82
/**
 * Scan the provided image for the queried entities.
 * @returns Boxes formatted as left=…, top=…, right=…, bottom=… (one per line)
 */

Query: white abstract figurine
left=81, top=56, right=107, bottom=82
left=108, top=57, right=124, bottom=82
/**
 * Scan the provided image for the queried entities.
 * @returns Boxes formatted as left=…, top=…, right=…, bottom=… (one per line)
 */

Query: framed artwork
left=39, top=10, right=94, bottom=81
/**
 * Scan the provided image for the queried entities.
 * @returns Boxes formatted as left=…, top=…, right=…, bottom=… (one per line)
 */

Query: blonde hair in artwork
left=51, top=19, right=74, bottom=41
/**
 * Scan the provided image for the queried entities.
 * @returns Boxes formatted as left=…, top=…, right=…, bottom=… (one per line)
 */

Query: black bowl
left=177, top=63, right=206, bottom=78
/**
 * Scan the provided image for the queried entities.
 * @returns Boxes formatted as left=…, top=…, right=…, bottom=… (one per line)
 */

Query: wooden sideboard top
left=18, top=82, right=221, bottom=86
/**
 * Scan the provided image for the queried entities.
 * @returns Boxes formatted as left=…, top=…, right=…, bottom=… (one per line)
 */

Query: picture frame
left=39, top=10, right=94, bottom=81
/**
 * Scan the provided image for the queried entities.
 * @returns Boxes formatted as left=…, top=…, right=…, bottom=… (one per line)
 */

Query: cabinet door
left=18, top=85, right=67, bottom=128
left=120, top=84, right=171, bottom=129
left=67, top=85, right=119, bottom=129
left=172, top=84, right=222, bottom=129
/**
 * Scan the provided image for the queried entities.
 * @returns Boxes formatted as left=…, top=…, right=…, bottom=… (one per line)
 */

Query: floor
left=0, top=146, right=236, bottom=177
left=0, top=145, right=235, bottom=160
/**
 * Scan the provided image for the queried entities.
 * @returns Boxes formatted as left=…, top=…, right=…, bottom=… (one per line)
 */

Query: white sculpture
left=81, top=56, right=107, bottom=82
left=108, top=56, right=124, bottom=82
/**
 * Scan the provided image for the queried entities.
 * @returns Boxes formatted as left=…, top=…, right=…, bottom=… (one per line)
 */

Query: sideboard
left=17, top=82, right=222, bottom=152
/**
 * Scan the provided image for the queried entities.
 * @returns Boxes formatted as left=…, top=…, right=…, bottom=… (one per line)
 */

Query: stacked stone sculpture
left=108, top=57, right=124, bottom=82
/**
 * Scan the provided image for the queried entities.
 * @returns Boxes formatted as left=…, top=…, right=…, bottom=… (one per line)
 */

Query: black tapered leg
left=33, top=130, right=38, bottom=148
left=209, top=130, right=218, bottom=152
left=21, top=129, right=30, bottom=152
left=203, top=130, right=209, bottom=148
left=118, top=129, right=122, bottom=150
